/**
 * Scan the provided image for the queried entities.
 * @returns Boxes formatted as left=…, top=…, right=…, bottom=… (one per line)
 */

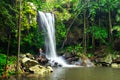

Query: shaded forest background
left=0, top=0, right=120, bottom=62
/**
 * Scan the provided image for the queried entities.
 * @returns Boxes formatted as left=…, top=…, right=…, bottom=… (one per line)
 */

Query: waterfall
left=38, top=11, right=69, bottom=67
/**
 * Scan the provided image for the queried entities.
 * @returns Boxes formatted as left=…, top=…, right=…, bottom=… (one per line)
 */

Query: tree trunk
left=16, top=0, right=21, bottom=75
left=83, top=9, right=87, bottom=54
left=92, top=34, right=95, bottom=52
left=108, top=10, right=112, bottom=44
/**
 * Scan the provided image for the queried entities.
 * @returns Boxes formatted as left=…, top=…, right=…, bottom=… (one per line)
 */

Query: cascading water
left=38, top=11, right=69, bottom=67
left=37, top=11, right=94, bottom=67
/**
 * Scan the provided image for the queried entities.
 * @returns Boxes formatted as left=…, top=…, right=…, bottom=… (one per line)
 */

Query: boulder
left=29, top=65, right=53, bottom=75
left=80, top=54, right=95, bottom=67
left=104, top=54, right=112, bottom=64
left=46, top=66, right=53, bottom=72
left=26, top=53, right=35, bottom=59
left=111, top=63, right=119, bottom=68
left=112, top=56, right=120, bottom=64
left=21, top=57, right=38, bottom=71
left=19, top=54, right=26, bottom=59
left=94, top=54, right=112, bottom=67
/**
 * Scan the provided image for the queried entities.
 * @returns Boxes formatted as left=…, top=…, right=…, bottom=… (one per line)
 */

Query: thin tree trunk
left=16, top=0, right=21, bottom=75
left=86, top=17, right=89, bottom=52
left=108, top=10, right=112, bottom=44
left=92, top=34, right=95, bottom=52
left=98, top=0, right=102, bottom=47
left=83, top=9, right=87, bottom=54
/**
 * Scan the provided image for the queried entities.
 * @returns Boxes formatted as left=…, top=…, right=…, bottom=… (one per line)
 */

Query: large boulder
left=80, top=54, right=95, bottom=67
left=104, top=54, right=112, bottom=64
left=94, top=54, right=112, bottom=67
left=21, top=57, right=38, bottom=71
left=29, top=65, right=53, bottom=75
left=111, top=63, right=120, bottom=68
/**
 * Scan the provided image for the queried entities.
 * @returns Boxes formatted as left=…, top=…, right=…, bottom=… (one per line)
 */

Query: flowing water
left=8, top=67, right=120, bottom=80
left=38, top=11, right=70, bottom=67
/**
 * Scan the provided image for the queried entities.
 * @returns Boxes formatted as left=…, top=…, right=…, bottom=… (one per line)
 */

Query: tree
left=16, top=0, right=22, bottom=74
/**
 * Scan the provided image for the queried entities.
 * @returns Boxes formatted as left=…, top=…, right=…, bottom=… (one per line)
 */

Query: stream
left=8, top=67, right=120, bottom=80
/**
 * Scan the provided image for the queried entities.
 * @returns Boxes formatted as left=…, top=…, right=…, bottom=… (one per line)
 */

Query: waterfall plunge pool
left=8, top=67, right=120, bottom=80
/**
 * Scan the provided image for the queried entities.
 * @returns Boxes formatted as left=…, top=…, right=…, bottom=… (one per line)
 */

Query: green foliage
left=17, top=1, right=42, bottom=54
left=114, top=9, right=120, bottom=38
left=64, top=44, right=83, bottom=53
left=113, top=26, right=120, bottom=31
left=20, top=28, right=44, bottom=53
left=0, top=54, right=6, bottom=76
left=56, top=22, right=66, bottom=46
left=87, top=26, right=108, bottom=44
left=0, top=53, right=17, bottom=76
left=87, top=53, right=94, bottom=58
left=113, top=26, right=120, bottom=38
left=115, top=9, right=120, bottom=24
left=0, top=0, right=16, bottom=42
left=0, top=54, right=6, bottom=66
left=89, top=1, right=99, bottom=21
left=55, top=9, right=71, bottom=21
left=21, top=2, right=37, bottom=30
left=8, top=56, right=17, bottom=65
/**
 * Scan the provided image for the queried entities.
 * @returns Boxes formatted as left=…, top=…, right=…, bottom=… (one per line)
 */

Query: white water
left=38, top=11, right=69, bottom=67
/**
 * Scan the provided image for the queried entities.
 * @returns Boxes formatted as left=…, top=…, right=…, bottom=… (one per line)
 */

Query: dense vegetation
left=0, top=0, right=120, bottom=77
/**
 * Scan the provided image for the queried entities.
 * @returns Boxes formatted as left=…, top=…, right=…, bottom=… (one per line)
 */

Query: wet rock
left=26, top=53, right=35, bottom=59
left=104, top=54, right=112, bottom=64
left=47, top=60, right=62, bottom=67
left=80, top=54, right=95, bottom=67
left=112, top=56, right=120, bottom=64
left=46, top=66, right=53, bottom=72
left=19, top=53, right=53, bottom=74
left=93, top=54, right=112, bottom=67
left=111, top=55, right=120, bottom=68
left=111, top=63, right=120, bottom=68
left=29, top=65, right=53, bottom=75
left=62, top=52, right=72, bottom=60
left=21, top=57, right=38, bottom=64
left=62, top=52, right=79, bottom=64
left=37, top=57, right=48, bottom=65
left=21, top=57, right=38, bottom=71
